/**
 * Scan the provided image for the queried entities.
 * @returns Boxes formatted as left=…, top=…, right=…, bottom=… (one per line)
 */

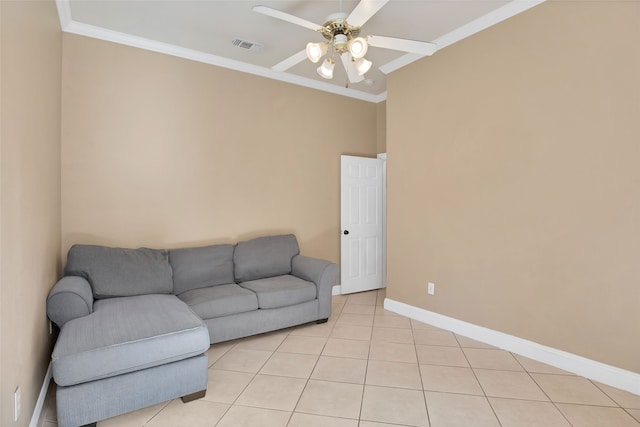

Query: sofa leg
left=316, top=318, right=328, bottom=324
left=80, top=423, right=97, bottom=427
left=181, top=389, right=206, bottom=403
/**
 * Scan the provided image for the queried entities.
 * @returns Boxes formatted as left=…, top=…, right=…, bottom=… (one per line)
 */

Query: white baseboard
left=332, top=285, right=342, bottom=296
left=30, top=362, right=52, bottom=427
left=384, top=298, right=640, bottom=396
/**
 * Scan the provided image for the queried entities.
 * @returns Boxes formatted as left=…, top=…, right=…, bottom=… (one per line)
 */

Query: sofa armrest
left=291, top=255, right=338, bottom=319
left=47, top=276, right=94, bottom=328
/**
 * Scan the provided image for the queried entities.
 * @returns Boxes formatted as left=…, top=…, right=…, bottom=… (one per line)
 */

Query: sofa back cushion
left=65, top=245, right=173, bottom=298
left=169, top=244, right=235, bottom=295
left=234, top=234, right=300, bottom=283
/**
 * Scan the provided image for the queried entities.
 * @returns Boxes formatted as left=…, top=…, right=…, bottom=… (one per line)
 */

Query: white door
left=340, top=155, right=384, bottom=294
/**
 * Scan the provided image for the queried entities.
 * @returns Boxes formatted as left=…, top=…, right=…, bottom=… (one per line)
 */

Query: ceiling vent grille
left=232, top=38, right=263, bottom=51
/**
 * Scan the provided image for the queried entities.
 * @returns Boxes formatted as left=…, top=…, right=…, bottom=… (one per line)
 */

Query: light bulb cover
left=348, top=37, right=368, bottom=59
left=306, top=42, right=328, bottom=63
left=354, top=57, right=372, bottom=76
left=317, top=58, right=335, bottom=79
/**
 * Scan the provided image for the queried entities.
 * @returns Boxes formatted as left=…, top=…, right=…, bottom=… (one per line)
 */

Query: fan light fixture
left=301, top=15, right=372, bottom=81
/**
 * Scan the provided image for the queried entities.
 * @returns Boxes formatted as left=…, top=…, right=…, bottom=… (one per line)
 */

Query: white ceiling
left=57, top=0, right=544, bottom=102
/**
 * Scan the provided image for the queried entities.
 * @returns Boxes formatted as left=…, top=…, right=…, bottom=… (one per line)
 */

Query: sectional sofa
left=46, top=234, right=339, bottom=427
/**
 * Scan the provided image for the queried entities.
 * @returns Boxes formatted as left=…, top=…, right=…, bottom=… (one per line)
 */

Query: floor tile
left=342, top=303, right=376, bottom=315
left=412, top=330, right=459, bottom=347
left=628, top=408, right=640, bottom=422
left=259, top=352, right=319, bottom=378
left=361, top=385, right=429, bottom=427
left=372, top=327, right=414, bottom=344
left=473, top=369, right=549, bottom=401
left=277, top=335, right=327, bottom=355
left=203, top=369, right=254, bottom=404
left=145, top=399, right=228, bottom=427
left=420, top=365, right=484, bottom=395
left=311, top=355, right=367, bottom=384
left=415, top=345, right=469, bottom=367
left=556, top=403, right=640, bottom=427
left=287, top=412, right=359, bottom=427
left=295, top=379, right=363, bottom=419
left=359, top=422, right=415, bottom=427
left=373, top=315, right=412, bottom=329
left=205, top=341, right=236, bottom=366
left=462, top=348, right=524, bottom=371
left=42, top=422, right=57, bottom=427
left=512, top=354, right=574, bottom=375
left=454, top=335, right=496, bottom=349
left=235, top=374, right=307, bottom=411
left=234, top=332, right=288, bottom=351
left=99, top=401, right=170, bottom=426
left=369, top=341, right=417, bottom=363
left=330, top=324, right=373, bottom=341
left=215, top=405, right=290, bottom=427
left=332, top=294, right=349, bottom=304
left=594, top=382, right=640, bottom=409
left=211, top=348, right=272, bottom=373
left=332, top=302, right=345, bottom=316
left=411, top=319, right=444, bottom=331
left=322, top=338, right=370, bottom=359
left=366, top=360, right=422, bottom=390
left=530, top=374, right=617, bottom=406
left=346, top=292, right=378, bottom=305
left=289, top=321, right=335, bottom=338
left=488, top=397, right=572, bottom=427
left=425, top=392, right=500, bottom=427
left=337, top=313, right=375, bottom=326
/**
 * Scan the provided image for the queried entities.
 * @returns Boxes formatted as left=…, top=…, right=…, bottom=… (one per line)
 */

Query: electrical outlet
left=14, top=386, right=21, bottom=422
left=428, top=282, right=435, bottom=295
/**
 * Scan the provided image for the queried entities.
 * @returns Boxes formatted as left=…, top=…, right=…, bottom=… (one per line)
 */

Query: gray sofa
left=46, top=234, right=338, bottom=427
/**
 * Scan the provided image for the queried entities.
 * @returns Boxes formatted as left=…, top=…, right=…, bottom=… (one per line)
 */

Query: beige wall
left=61, top=34, right=377, bottom=264
left=376, top=101, right=386, bottom=153
left=387, top=0, right=640, bottom=373
left=0, top=1, right=62, bottom=425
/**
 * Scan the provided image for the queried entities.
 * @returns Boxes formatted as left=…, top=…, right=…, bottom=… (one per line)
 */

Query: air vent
left=232, top=38, right=263, bottom=51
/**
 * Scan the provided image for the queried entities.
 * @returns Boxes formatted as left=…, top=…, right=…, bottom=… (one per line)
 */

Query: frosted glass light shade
left=348, top=37, right=368, bottom=59
left=317, top=58, right=335, bottom=79
left=306, top=42, right=328, bottom=63
left=354, top=57, right=372, bottom=76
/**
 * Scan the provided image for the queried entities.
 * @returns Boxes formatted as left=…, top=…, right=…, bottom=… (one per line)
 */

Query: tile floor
left=41, top=289, right=640, bottom=427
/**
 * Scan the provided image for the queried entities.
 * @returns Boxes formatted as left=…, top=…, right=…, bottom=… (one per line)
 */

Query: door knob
left=343, top=230, right=349, bottom=235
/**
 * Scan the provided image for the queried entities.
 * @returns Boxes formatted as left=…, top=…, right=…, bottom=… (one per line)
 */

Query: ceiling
left=57, top=0, right=544, bottom=102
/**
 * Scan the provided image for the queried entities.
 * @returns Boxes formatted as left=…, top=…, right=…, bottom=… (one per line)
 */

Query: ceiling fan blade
left=347, top=0, right=389, bottom=28
left=252, top=5, right=323, bottom=32
left=367, top=35, right=437, bottom=56
left=340, top=53, right=365, bottom=84
left=272, top=49, right=308, bottom=72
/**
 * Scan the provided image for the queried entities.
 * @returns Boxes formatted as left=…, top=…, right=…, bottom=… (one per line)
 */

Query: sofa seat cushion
left=52, top=294, right=209, bottom=387
left=178, top=284, right=259, bottom=319
left=239, top=275, right=316, bottom=309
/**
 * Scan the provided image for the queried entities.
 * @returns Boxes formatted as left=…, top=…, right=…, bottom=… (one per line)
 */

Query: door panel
left=340, top=155, right=383, bottom=294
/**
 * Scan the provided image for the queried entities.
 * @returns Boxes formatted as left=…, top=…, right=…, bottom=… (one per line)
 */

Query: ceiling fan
left=253, top=0, right=438, bottom=83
